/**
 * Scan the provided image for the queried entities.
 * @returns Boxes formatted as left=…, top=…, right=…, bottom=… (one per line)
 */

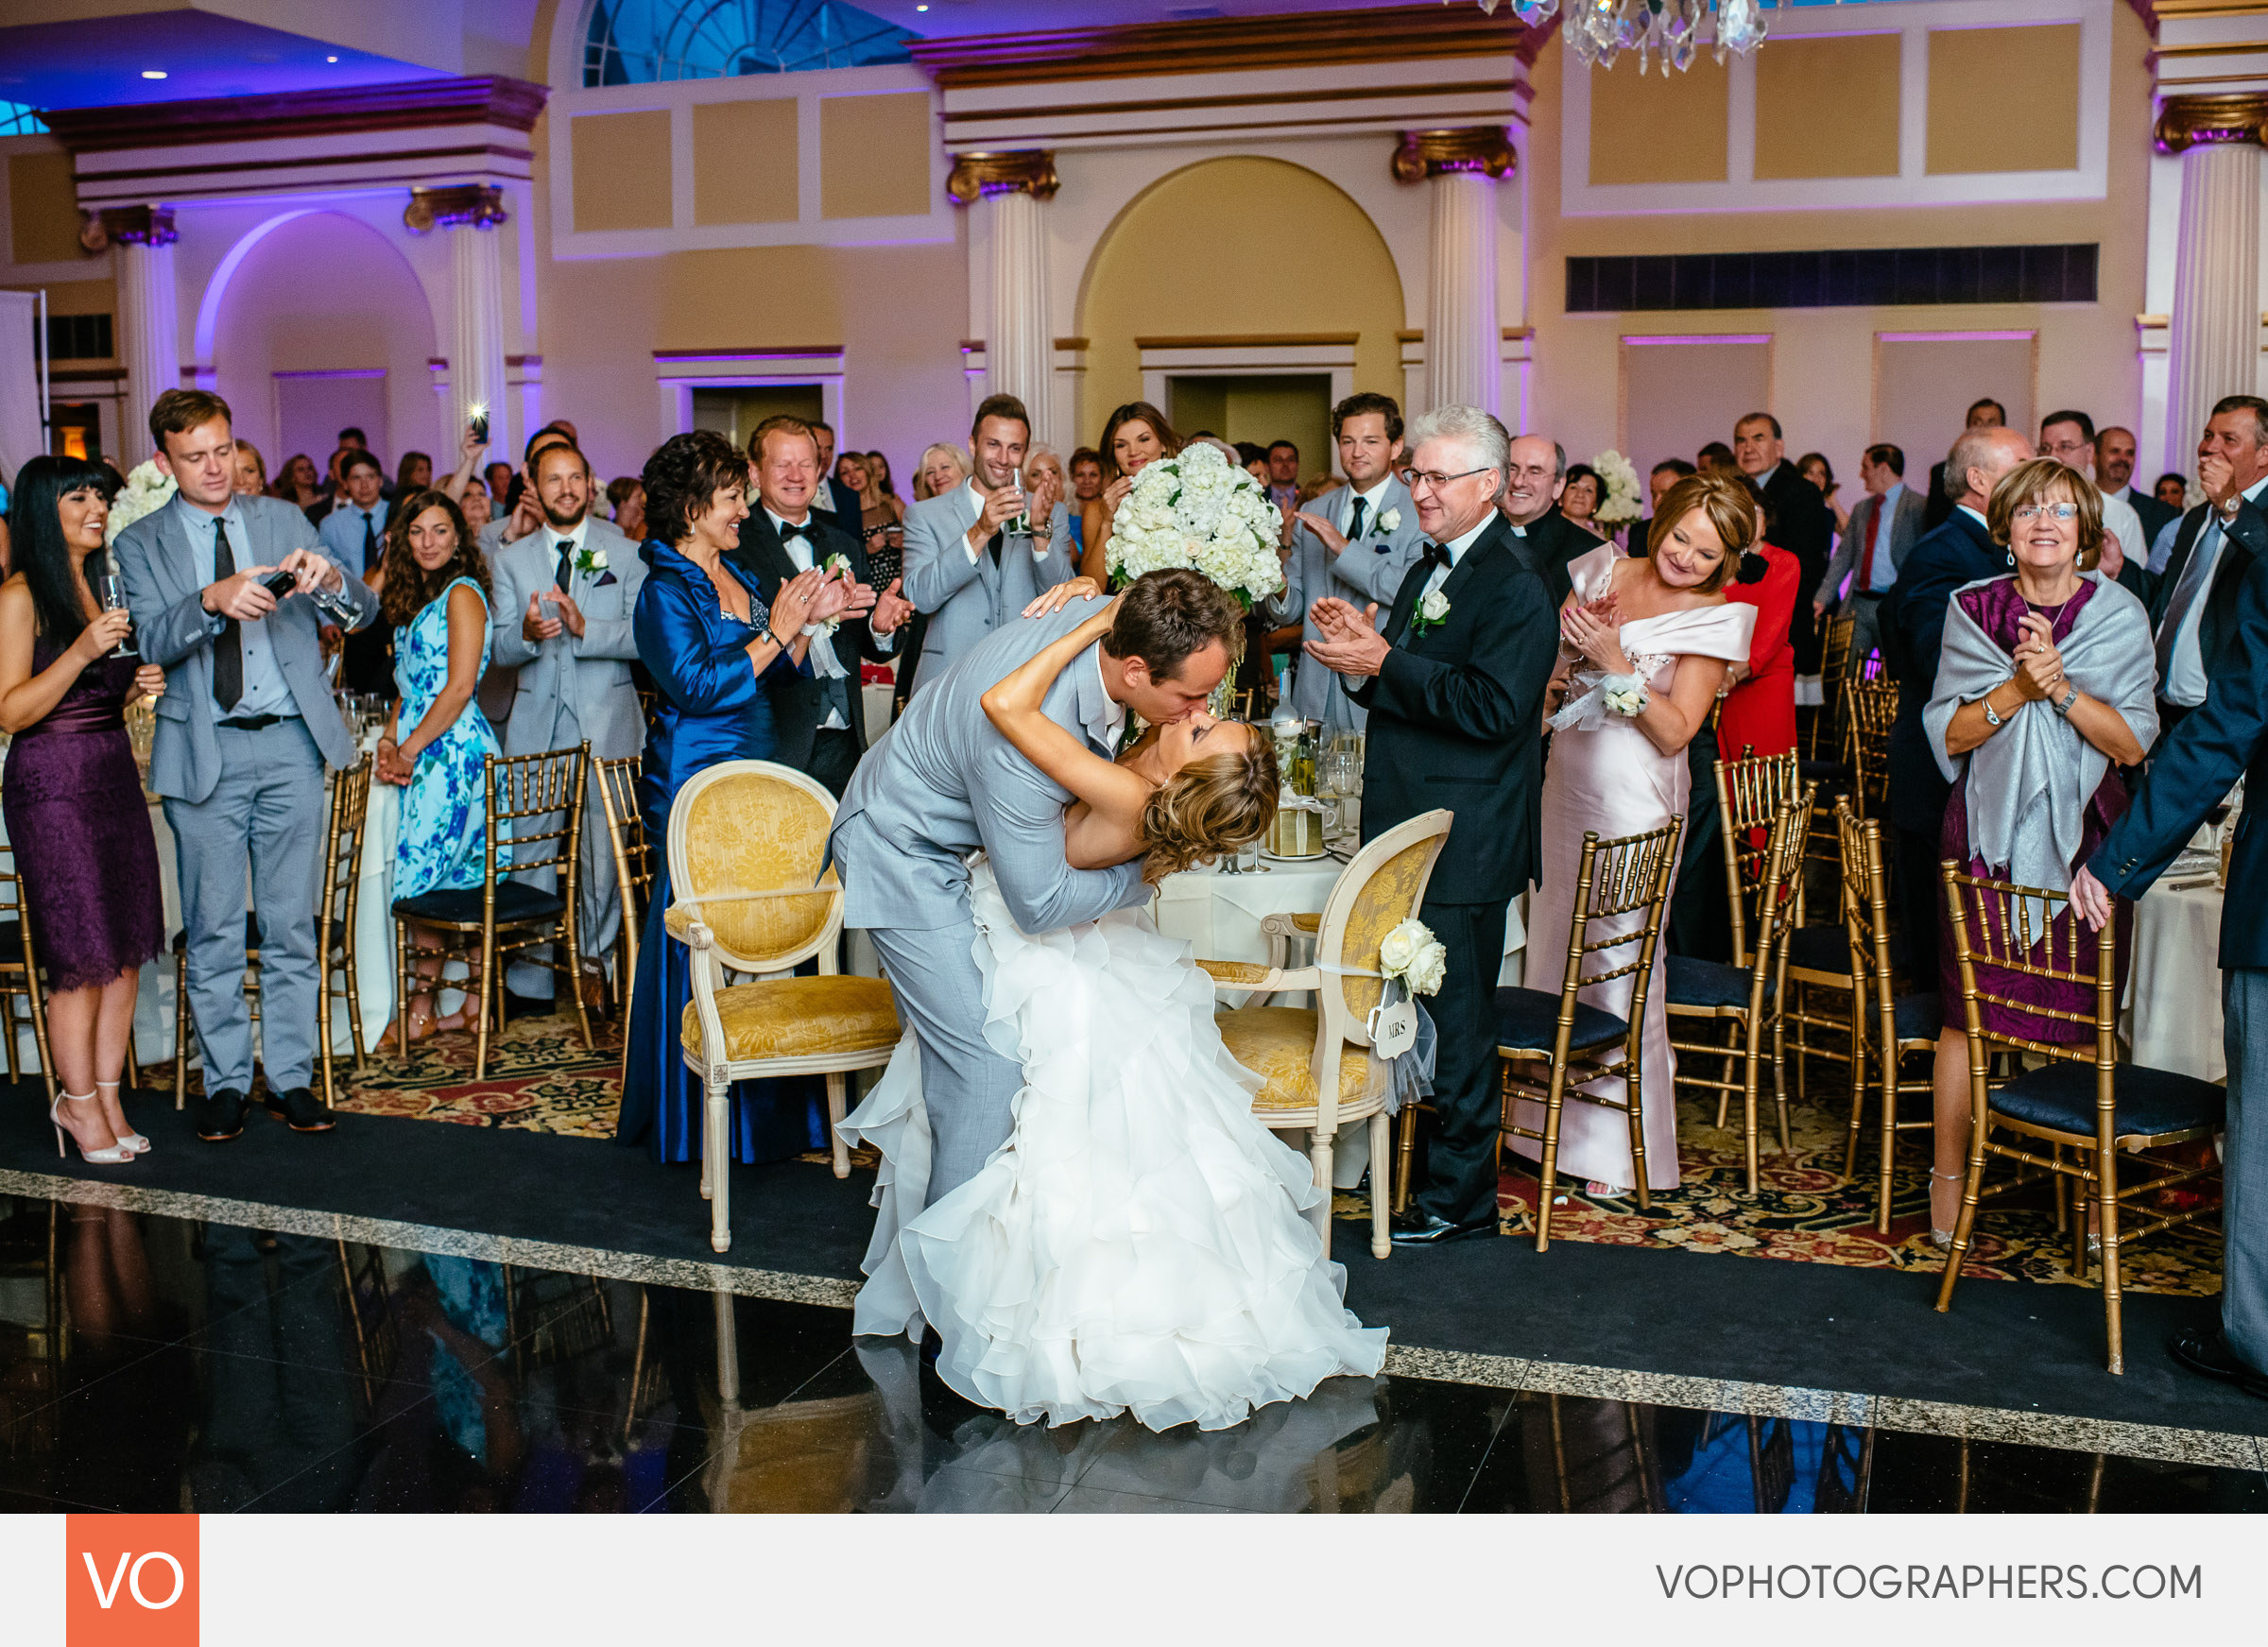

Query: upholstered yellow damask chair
left=1195, top=808, right=1452, bottom=1263
left=667, top=760, right=901, bottom=1254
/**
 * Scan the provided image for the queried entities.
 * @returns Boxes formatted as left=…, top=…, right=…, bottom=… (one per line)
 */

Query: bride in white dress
left=843, top=590, right=1389, bottom=1432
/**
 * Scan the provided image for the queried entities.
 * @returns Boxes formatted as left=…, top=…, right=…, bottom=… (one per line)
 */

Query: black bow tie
left=1420, top=541, right=1452, bottom=568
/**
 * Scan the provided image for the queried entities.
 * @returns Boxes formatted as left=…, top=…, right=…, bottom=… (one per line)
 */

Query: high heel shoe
left=51, top=1091, right=135, bottom=1164
left=1928, top=1168, right=1964, bottom=1250
left=95, top=1079, right=149, bottom=1155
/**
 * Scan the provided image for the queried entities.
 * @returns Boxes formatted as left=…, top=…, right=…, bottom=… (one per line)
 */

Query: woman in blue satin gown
left=617, top=430, right=870, bottom=1166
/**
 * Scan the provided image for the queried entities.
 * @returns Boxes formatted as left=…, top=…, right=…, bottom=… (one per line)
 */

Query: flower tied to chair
left=1317, top=918, right=1447, bottom=1111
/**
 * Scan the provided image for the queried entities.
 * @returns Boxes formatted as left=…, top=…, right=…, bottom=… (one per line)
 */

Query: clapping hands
left=1302, top=596, right=1390, bottom=678
left=2010, top=611, right=2066, bottom=702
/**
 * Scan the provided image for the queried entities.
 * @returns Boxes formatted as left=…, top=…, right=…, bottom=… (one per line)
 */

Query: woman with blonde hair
left=841, top=569, right=1387, bottom=1431
left=1079, top=402, right=1181, bottom=583
left=914, top=442, right=970, bottom=503
left=1513, top=469, right=1761, bottom=1200
left=232, top=440, right=268, bottom=497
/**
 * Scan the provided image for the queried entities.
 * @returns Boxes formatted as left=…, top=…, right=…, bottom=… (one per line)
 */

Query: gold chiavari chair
left=1805, top=612, right=1859, bottom=764
left=0, top=846, right=60, bottom=1101
left=1495, top=820, right=1682, bottom=1250
left=1712, top=749, right=1803, bottom=970
left=1833, top=801, right=1941, bottom=1233
left=1666, top=795, right=1810, bottom=1193
left=315, top=756, right=375, bottom=1108
left=1935, top=866, right=2225, bottom=1373
left=1847, top=677, right=1899, bottom=817
left=393, top=743, right=593, bottom=1080
left=594, top=755, right=655, bottom=1019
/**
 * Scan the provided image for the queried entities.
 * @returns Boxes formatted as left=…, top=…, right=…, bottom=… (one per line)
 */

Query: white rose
left=1378, top=507, right=1401, bottom=534
left=1419, top=590, right=1451, bottom=623
left=1405, top=940, right=1448, bottom=997
left=1378, top=919, right=1424, bottom=976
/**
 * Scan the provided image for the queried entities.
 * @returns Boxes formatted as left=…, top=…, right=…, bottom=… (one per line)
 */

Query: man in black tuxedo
left=1734, top=412, right=1834, bottom=673
left=809, top=420, right=865, bottom=533
left=729, top=416, right=915, bottom=795
left=1499, top=433, right=1591, bottom=606
left=2073, top=550, right=2268, bottom=1398
left=2097, top=424, right=2179, bottom=549
left=1922, top=398, right=2007, bottom=532
left=1305, top=404, right=1560, bottom=1245
left=2117, top=396, right=2268, bottom=744
left=1626, top=458, right=1696, bottom=559
left=1878, top=423, right=2032, bottom=953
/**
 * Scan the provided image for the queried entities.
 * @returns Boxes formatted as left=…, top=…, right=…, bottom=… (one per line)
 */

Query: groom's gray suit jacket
left=833, top=599, right=1149, bottom=937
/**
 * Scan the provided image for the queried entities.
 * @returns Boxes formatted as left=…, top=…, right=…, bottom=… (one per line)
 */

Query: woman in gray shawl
left=1921, top=458, right=2158, bottom=1244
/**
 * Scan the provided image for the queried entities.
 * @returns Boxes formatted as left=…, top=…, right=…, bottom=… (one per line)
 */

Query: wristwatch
left=2052, top=683, right=2080, bottom=718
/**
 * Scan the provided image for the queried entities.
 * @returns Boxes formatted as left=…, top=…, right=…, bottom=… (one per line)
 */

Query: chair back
left=1748, top=792, right=1813, bottom=983
left=665, top=760, right=843, bottom=975
left=0, top=843, right=35, bottom=977
left=1833, top=799, right=1902, bottom=1030
left=594, top=755, right=655, bottom=935
left=484, top=743, right=591, bottom=902
left=1810, top=613, right=1857, bottom=759
left=319, top=756, right=374, bottom=954
left=1313, top=808, right=1452, bottom=1038
left=1712, top=750, right=1800, bottom=965
left=1538, top=819, right=1682, bottom=1061
left=1941, top=866, right=2118, bottom=1092
left=1847, top=678, right=1899, bottom=815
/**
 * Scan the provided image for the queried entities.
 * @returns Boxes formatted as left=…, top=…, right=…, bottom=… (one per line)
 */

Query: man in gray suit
left=901, top=393, right=1072, bottom=693
left=486, top=439, right=645, bottom=1004
left=1275, top=392, right=1425, bottom=729
left=115, top=389, right=380, bottom=1141
left=833, top=569, right=1243, bottom=1223
left=1817, top=442, right=1926, bottom=668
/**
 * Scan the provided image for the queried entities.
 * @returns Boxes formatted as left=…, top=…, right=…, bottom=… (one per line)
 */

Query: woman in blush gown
left=1514, top=472, right=1760, bottom=1199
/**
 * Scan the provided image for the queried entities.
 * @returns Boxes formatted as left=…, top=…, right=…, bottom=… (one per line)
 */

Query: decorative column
left=2156, top=95, right=2268, bottom=466
left=406, top=184, right=511, bottom=459
left=1394, top=128, right=1515, bottom=417
left=80, top=206, right=180, bottom=460
left=948, top=151, right=1058, bottom=426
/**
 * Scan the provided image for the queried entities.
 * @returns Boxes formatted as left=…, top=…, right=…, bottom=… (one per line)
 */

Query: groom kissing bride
left=830, top=567, right=1390, bottom=1432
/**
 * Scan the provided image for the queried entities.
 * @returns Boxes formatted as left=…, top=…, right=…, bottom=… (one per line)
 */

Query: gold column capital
left=2156, top=92, right=2268, bottom=154
left=946, top=150, right=1059, bottom=207
left=404, top=183, right=509, bottom=233
left=78, top=204, right=176, bottom=254
left=1392, top=126, right=1517, bottom=184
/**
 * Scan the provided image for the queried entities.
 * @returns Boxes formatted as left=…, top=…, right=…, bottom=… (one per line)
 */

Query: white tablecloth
left=1154, top=857, right=1527, bottom=982
left=2127, top=879, right=2225, bottom=1083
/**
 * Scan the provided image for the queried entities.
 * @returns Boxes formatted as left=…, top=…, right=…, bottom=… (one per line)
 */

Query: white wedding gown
left=841, top=860, right=1388, bottom=1432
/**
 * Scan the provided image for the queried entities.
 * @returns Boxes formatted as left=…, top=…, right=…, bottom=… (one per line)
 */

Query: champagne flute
left=94, top=572, right=134, bottom=657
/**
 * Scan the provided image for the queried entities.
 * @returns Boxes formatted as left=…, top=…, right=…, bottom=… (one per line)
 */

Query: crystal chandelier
left=1479, top=0, right=1774, bottom=74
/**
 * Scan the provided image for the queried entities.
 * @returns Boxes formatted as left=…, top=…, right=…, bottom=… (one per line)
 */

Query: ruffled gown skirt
left=842, top=864, right=1387, bottom=1432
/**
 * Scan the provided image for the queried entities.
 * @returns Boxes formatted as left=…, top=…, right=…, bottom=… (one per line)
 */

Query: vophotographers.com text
left=1656, top=1564, right=2203, bottom=1602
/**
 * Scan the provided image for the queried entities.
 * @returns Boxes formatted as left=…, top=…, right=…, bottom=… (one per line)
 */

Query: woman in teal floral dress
left=374, top=489, right=507, bottom=1039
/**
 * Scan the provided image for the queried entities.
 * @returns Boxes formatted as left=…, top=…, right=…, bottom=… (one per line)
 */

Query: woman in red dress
left=1715, top=540, right=1799, bottom=759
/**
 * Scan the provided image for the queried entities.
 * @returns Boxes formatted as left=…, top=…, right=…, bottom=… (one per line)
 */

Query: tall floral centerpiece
left=105, top=461, right=177, bottom=546
left=1104, top=441, right=1286, bottom=715
left=1588, top=449, right=1643, bottom=536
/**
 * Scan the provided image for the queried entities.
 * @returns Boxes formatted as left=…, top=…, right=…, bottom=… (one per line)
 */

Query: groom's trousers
left=1413, top=898, right=1508, bottom=1228
left=867, top=918, right=1023, bottom=1209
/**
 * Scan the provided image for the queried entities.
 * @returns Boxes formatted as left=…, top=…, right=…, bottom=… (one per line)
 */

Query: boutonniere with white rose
left=1409, top=589, right=1451, bottom=637
left=1378, top=918, right=1448, bottom=997
left=1375, top=507, right=1401, bottom=537
left=571, top=541, right=609, bottom=578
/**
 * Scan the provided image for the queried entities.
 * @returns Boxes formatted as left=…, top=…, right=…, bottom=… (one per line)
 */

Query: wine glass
left=94, top=572, right=133, bottom=658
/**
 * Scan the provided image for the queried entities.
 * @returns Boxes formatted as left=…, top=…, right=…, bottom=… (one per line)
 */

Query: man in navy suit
left=1878, top=423, right=2033, bottom=953
left=810, top=420, right=864, bottom=532
left=2073, top=550, right=2268, bottom=1398
left=2098, top=424, right=2180, bottom=549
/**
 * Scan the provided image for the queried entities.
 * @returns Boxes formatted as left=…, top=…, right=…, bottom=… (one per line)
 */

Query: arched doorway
left=1076, top=156, right=1405, bottom=472
left=209, top=211, right=438, bottom=480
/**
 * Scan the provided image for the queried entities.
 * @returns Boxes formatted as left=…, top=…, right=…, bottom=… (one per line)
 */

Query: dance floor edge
left=3, top=1091, right=2260, bottom=1469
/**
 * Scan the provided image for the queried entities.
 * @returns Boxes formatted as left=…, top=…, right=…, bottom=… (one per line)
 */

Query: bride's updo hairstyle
left=1645, top=468, right=1760, bottom=594
left=1139, top=733, right=1280, bottom=883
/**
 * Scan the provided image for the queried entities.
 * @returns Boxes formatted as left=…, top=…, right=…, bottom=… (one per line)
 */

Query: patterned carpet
left=329, top=1008, right=624, bottom=1138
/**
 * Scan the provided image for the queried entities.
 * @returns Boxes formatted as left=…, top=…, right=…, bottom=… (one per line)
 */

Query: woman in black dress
left=0, top=456, right=167, bottom=1163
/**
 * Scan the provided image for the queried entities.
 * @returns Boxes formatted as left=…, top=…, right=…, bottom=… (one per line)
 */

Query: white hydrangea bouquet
left=1588, top=449, right=1643, bottom=529
left=1104, top=440, right=1285, bottom=609
left=105, top=460, right=177, bottom=545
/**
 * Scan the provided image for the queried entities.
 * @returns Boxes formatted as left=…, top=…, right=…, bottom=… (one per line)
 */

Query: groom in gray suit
left=900, top=393, right=1073, bottom=694
left=115, top=389, right=380, bottom=1141
left=833, top=568, right=1245, bottom=1214
left=1275, top=392, right=1426, bottom=729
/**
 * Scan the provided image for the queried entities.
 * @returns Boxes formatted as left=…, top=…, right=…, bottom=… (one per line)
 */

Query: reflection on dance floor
left=0, top=1195, right=2259, bottom=1514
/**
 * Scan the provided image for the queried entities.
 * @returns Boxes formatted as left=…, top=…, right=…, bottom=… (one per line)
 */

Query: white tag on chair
left=1367, top=996, right=1417, bottom=1058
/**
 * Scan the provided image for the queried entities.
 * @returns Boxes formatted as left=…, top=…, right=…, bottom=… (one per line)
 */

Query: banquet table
left=2126, top=877, right=2225, bottom=1084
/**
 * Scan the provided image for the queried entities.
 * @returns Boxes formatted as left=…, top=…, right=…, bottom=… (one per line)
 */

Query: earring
left=2006, top=549, right=2016, bottom=567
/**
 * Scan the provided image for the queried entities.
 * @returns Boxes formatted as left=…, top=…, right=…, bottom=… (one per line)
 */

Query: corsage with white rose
left=814, top=552, right=855, bottom=637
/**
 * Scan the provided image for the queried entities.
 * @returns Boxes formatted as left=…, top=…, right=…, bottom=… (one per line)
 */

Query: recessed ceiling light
left=326, top=55, right=339, bottom=62
left=916, top=4, right=927, bottom=9
left=141, top=70, right=167, bottom=79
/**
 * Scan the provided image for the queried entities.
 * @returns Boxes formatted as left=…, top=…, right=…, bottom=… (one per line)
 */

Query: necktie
left=2156, top=517, right=2221, bottom=683
left=213, top=518, right=243, bottom=712
left=1857, top=501, right=1882, bottom=592
left=361, top=510, right=378, bottom=574
left=554, top=537, right=574, bottom=595
left=1345, top=497, right=1368, bottom=543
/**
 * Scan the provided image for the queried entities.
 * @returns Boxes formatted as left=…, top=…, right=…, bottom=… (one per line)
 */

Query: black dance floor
left=4, top=1085, right=2260, bottom=1445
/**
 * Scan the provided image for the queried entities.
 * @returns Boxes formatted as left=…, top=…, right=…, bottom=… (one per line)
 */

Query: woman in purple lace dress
left=0, top=456, right=167, bottom=1164
left=1920, top=458, right=2158, bottom=1243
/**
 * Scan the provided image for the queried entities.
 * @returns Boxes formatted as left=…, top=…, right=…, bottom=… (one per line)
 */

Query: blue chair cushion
left=1494, top=986, right=1629, bottom=1053
left=1892, top=990, right=1943, bottom=1041
left=1799, top=759, right=1854, bottom=795
left=1991, top=1060, right=2226, bottom=1141
left=1666, top=955, right=1773, bottom=1010
left=1786, top=923, right=1910, bottom=977
left=392, top=881, right=564, bottom=928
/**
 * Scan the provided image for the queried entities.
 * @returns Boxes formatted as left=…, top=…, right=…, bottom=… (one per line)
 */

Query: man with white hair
left=1305, top=403, right=1561, bottom=1245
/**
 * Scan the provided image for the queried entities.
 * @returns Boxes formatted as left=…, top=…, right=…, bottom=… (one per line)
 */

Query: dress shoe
left=2168, top=1326, right=2268, bottom=1398
left=262, top=1086, right=336, bottom=1133
left=196, top=1088, right=249, bottom=1142
left=1389, top=1210, right=1500, bottom=1247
